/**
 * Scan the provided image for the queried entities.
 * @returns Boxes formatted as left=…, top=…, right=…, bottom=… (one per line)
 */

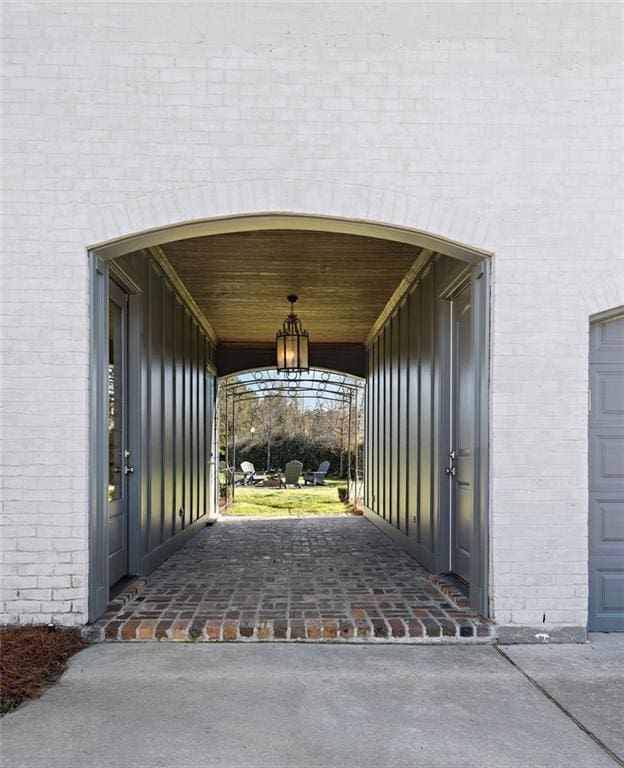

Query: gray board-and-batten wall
left=90, top=248, right=218, bottom=619
left=363, top=252, right=490, bottom=616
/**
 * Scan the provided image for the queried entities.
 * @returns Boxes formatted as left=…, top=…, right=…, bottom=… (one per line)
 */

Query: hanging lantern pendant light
left=276, top=294, right=310, bottom=372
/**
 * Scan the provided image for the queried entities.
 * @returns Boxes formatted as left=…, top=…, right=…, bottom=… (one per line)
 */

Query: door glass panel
left=108, top=300, right=122, bottom=502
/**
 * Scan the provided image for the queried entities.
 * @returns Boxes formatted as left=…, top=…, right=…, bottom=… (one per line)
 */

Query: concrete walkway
left=2, top=638, right=622, bottom=768
left=500, top=633, right=624, bottom=761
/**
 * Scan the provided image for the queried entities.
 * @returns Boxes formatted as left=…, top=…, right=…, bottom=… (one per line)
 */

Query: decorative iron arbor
left=220, top=369, right=364, bottom=507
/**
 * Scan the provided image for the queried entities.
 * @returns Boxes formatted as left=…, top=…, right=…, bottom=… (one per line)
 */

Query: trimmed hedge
left=227, top=437, right=362, bottom=478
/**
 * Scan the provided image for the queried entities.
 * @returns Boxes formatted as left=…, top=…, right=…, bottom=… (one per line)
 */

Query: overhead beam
left=364, top=248, right=434, bottom=346
left=147, top=245, right=219, bottom=346
left=217, top=342, right=366, bottom=379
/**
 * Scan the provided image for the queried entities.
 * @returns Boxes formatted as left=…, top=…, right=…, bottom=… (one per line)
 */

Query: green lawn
left=225, top=480, right=349, bottom=516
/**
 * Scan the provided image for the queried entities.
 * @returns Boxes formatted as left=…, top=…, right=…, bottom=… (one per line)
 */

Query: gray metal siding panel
left=390, top=311, right=400, bottom=529
left=190, top=321, right=197, bottom=523
left=433, top=265, right=451, bottom=574
left=139, top=258, right=150, bottom=558
left=374, top=338, right=380, bottom=512
left=149, top=266, right=163, bottom=551
left=384, top=324, right=392, bottom=520
left=163, top=283, right=175, bottom=542
left=368, top=344, right=371, bottom=505
left=369, top=341, right=375, bottom=510
left=198, top=331, right=206, bottom=521
left=207, top=371, right=213, bottom=517
left=378, top=332, right=385, bottom=519
left=174, top=296, right=184, bottom=537
left=431, top=258, right=443, bottom=563
left=418, top=266, right=434, bottom=551
left=398, top=297, right=409, bottom=534
left=184, top=311, right=192, bottom=526
left=407, top=283, right=420, bottom=540
left=364, top=349, right=369, bottom=507
left=363, top=349, right=371, bottom=505
left=201, top=336, right=207, bottom=519
left=194, top=323, right=200, bottom=522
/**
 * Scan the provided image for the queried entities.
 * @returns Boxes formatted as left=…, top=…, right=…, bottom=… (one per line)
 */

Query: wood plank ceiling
left=161, top=230, right=422, bottom=343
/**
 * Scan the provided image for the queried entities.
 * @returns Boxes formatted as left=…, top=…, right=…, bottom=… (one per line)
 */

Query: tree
left=219, top=377, right=364, bottom=477
left=252, top=396, right=280, bottom=470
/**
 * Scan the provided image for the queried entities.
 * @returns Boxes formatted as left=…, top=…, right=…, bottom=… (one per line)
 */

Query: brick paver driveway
left=89, top=516, right=493, bottom=643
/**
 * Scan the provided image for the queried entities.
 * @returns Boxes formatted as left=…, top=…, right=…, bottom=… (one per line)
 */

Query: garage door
left=588, top=312, right=624, bottom=631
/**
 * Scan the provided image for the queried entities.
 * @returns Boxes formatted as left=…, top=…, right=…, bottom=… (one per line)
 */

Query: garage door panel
left=599, top=499, right=624, bottom=544
left=590, top=369, right=624, bottom=420
left=601, top=439, right=624, bottom=478
left=589, top=567, right=624, bottom=630
left=590, top=498, right=624, bottom=550
left=601, top=571, right=624, bottom=611
left=589, top=433, right=624, bottom=490
left=591, top=314, right=624, bottom=361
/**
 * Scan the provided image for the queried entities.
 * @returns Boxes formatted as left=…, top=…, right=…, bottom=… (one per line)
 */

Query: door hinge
left=588, top=387, right=592, bottom=414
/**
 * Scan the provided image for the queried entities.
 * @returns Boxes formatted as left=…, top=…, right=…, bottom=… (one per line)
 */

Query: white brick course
left=1, top=2, right=622, bottom=629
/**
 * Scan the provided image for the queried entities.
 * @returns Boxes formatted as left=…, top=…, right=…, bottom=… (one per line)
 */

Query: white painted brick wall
left=1, top=2, right=622, bottom=628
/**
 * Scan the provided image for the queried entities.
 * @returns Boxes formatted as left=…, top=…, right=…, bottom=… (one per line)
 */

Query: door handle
left=447, top=448, right=457, bottom=476
left=124, top=465, right=134, bottom=475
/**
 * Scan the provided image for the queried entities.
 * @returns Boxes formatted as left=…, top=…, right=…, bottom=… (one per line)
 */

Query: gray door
left=449, top=284, right=474, bottom=583
left=108, top=281, right=130, bottom=587
left=589, top=312, right=624, bottom=631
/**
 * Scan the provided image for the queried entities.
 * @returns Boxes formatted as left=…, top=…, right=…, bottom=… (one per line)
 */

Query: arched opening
left=89, top=213, right=491, bottom=640
left=219, top=367, right=365, bottom=509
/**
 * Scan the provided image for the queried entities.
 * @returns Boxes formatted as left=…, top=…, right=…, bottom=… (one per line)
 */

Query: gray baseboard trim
left=496, top=624, right=587, bottom=644
left=141, top=515, right=210, bottom=576
left=362, top=505, right=437, bottom=573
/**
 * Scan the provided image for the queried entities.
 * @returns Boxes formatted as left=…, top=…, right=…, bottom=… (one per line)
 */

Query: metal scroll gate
left=220, top=370, right=365, bottom=506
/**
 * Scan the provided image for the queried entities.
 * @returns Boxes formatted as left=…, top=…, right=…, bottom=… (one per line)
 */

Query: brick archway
left=87, top=178, right=496, bottom=260
left=87, top=179, right=493, bottom=624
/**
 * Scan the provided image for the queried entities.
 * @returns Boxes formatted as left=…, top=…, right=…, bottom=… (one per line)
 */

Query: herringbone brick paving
left=87, top=517, right=493, bottom=643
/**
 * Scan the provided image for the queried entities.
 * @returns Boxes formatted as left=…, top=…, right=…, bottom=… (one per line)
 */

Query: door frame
left=437, top=260, right=490, bottom=617
left=470, top=259, right=491, bottom=618
left=588, top=304, right=624, bottom=631
left=107, top=278, right=130, bottom=586
left=89, top=254, right=142, bottom=620
left=447, top=277, right=473, bottom=583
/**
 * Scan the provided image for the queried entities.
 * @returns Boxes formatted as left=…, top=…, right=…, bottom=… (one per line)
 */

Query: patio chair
left=303, top=460, right=330, bottom=486
left=281, top=460, right=303, bottom=489
left=240, top=461, right=265, bottom=486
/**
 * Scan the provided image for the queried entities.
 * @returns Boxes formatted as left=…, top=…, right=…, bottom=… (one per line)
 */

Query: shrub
left=233, top=437, right=353, bottom=476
